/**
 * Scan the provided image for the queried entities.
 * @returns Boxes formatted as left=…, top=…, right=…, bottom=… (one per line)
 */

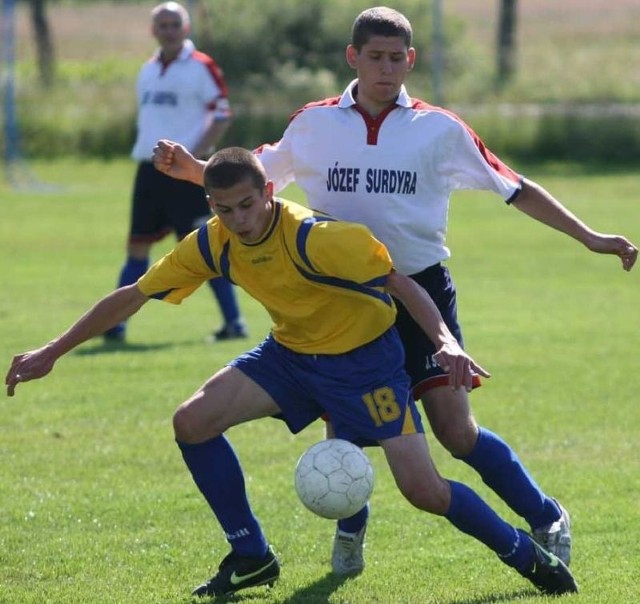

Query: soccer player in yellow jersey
left=5, top=148, right=577, bottom=598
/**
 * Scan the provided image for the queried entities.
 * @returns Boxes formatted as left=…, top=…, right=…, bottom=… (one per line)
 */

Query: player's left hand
left=586, top=234, right=638, bottom=271
left=434, top=341, right=491, bottom=392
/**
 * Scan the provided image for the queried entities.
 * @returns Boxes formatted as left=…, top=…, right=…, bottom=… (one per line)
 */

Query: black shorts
left=394, top=263, right=480, bottom=399
left=129, top=161, right=212, bottom=243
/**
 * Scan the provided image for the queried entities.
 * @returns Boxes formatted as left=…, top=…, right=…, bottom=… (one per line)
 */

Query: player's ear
left=346, top=45, right=358, bottom=69
left=265, top=181, right=274, bottom=198
left=407, top=47, right=416, bottom=71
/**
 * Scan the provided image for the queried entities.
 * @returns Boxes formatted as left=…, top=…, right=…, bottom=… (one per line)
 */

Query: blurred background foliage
left=5, top=0, right=640, bottom=161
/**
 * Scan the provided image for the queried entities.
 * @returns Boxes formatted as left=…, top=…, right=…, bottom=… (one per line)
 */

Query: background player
left=104, top=1, right=247, bottom=343
left=151, top=5, right=638, bottom=576
left=6, top=147, right=577, bottom=599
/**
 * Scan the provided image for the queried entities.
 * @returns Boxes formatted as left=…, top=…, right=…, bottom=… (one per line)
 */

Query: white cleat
left=331, top=525, right=367, bottom=576
left=532, top=500, right=572, bottom=566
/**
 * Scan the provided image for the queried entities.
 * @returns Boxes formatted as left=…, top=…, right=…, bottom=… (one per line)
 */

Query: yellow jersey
left=137, top=198, right=396, bottom=354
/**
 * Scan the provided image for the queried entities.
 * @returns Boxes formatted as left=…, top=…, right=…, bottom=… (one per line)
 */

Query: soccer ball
left=294, top=439, right=374, bottom=520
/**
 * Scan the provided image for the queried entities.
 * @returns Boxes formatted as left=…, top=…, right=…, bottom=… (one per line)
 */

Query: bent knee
left=399, top=479, right=450, bottom=515
left=432, top=421, right=479, bottom=457
left=422, top=389, right=479, bottom=457
left=173, top=402, right=224, bottom=444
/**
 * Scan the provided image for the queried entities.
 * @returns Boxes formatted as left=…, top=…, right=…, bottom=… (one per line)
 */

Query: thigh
left=164, top=177, right=212, bottom=238
left=130, top=162, right=172, bottom=242
left=175, top=365, right=281, bottom=443
left=228, top=335, right=327, bottom=434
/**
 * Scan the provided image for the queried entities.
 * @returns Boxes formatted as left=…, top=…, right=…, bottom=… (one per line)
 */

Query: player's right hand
left=434, top=342, right=491, bottom=392
left=5, top=347, right=56, bottom=397
left=152, top=139, right=202, bottom=184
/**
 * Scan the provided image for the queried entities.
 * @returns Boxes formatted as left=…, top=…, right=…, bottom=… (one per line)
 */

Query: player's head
left=350, top=6, right=413, bottom=51
left=151, top=2, right=190, bottom=55
left=205, top=147, right=267, bottom=191
left=347, top=7, right=415, bottom=112
left=204, top=148, right=274, bottom=243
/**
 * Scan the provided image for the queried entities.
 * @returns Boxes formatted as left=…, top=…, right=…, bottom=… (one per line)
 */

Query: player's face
left=346, top=36, right=415, bottom=116
left=152, top=10, right=188, bottom=57
left=208, top=178, right=275, bottom=243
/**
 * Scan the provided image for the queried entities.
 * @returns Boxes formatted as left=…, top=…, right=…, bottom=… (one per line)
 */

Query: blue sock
left=106, top=257, right=149, bottom=336
left=117, top=256, right=149, bottom=288
left=445, top=480, right=533, bottom=573
left=177, top=436, right=268, bottom=557
left=207, top=277, right=242, bottom=326
left=337, top=503, right=369, bottom=533
left=458, top=427, right=560, bottom=530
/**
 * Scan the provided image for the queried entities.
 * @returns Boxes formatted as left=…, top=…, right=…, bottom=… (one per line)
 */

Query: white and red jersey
left=256, top=80, right=522, bottom=275
left=132, top=39, right=231, bottom=161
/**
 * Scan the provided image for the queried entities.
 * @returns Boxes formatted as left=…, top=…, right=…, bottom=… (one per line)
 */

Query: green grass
left=1, top=159, right=639, bottom=603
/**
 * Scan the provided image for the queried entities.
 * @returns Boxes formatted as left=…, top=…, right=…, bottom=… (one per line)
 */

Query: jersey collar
left=338, top=79, right=412, bottom=109
left=155, top=38, right=195, bottom=64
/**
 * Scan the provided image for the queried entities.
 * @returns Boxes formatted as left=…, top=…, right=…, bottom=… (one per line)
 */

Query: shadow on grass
left=174, top=583, right=536, bottom=604
left=187, top=572, right=349, bottom=604
left=277, top=573, right=350, bottom=604
left=73, top=340, right=177, bottom=355
left=73, top=336, right=223, bottom=356
left=448, top=588, right=537, bottom=604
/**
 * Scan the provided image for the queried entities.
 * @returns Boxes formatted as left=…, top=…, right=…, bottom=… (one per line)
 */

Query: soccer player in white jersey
left=5, top=147, right=579, bottom=598
left=151, top=5, right=638, bottom=578
left=104, top=1, right=247, bottom=343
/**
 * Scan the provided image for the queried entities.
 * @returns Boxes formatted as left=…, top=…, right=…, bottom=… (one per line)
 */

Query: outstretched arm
left=385, top=271, right=490, bottom=391
left=513, top=178, right=638, bottom=271
left=5, top=285, right=149, bottom=397
left=152, top=140, right=206, bottom=185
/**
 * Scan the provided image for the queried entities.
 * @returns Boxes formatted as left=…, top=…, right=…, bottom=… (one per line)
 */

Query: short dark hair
left=204, top=147, right=267, bottom=192
left=351, top=6, right=413, bottom=51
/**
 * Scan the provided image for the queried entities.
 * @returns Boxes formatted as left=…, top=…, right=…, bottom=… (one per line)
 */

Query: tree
left=29, top=0, right=55, bottom=87
left=496, top=0, right=517, bottom=88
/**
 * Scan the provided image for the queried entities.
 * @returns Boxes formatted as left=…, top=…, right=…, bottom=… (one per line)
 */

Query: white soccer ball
left=294, top=439, right=374, bottom=520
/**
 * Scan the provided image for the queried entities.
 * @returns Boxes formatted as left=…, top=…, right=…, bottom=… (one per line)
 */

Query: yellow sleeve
left=305, top=220, right=393, bottom=284
left=137, top=228, right=218, bottom=304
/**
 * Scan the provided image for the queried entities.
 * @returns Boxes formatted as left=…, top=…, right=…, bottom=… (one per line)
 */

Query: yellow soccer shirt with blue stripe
left=137, top=198, right=397, bottom=354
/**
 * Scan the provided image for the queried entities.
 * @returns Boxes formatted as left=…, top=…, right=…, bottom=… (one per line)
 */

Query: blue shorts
left=228, top=328, right=424, bottom=446
left=394, top=263, right=481, bottom=399
left=130, top=161, right=212, bottom=243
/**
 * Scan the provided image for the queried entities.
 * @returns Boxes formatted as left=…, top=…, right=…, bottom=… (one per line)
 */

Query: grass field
left=1, top=159, right=639, bottom=603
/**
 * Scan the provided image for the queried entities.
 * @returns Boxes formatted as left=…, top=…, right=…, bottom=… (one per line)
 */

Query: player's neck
left=354, top=89, right=397, bottom=118
left=355, top=97, right=395, bottom=119
left=160, top=45, right=182, bottom=64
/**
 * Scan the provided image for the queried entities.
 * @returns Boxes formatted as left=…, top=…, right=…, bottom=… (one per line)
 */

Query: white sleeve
left=254, top=125, right=296, bottom=193
left=440, top=117, right=522, bottom=201
left=199, top=63, right=231, bottom=121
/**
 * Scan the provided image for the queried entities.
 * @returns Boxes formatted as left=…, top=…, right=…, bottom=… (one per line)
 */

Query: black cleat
left=192, top=547, right=280, bottom=598
left=103, top=331, right=125, bottom=344
left=209, top=322, right=248, bottom=342
left=103, top=325, right=126, bottom=343
left=521, top=533, right=579, bottom=595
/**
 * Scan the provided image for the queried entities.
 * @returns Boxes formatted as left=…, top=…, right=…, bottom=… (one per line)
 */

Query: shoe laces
left=335, top=530, right=363, bottom=560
